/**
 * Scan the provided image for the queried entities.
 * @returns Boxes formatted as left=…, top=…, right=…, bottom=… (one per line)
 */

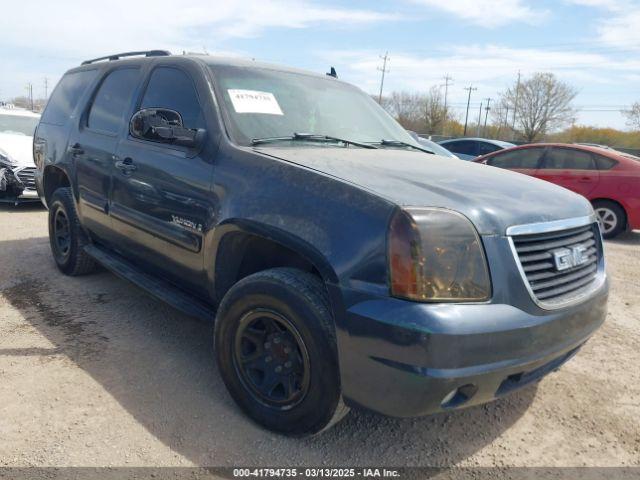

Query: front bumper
left=336, top=278, right=608, bottom=417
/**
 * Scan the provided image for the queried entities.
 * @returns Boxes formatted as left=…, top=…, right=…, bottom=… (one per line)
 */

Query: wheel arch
left=208, top=219, right=340, bottom=305
left=42, top=165, right=72, bottom=207
left=591, top=197, right=628, bottom=228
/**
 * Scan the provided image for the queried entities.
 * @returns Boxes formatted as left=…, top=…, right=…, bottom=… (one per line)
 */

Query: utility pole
left=499, top=105, right=509, bottom=136
left=463, top=85, right=477, bottom=136
left=483, top=97, right=491, bottom=136
left=25, top=83, right=33, bottom=111
left=440, top=74, right=453, bottom=135
left=44, top=77, right=49, bottom=99
left=377, top=51, right=390, bottom=103
left=476, top=101, right=483, bottom=136
left=511, top=70, right=521, bottom=139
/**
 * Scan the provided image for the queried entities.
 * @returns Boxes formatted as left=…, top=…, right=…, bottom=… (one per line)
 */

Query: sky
left=1, top=0, right=639, bottom=130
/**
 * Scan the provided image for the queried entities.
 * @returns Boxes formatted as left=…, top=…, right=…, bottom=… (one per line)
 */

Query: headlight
left=388, top=207, right=491, bottom=302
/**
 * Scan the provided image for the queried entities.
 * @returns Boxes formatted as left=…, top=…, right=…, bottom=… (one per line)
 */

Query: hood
left=0, top=133, right=35, bottom=168
left=256, top=147, right=593, bottom=235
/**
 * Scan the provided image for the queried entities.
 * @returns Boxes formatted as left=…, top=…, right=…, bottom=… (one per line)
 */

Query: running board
left=84, top=244, right=215, bottom=322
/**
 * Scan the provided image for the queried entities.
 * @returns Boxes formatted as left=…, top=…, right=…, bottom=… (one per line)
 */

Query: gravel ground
left=0, top=203, right=638, bottom=469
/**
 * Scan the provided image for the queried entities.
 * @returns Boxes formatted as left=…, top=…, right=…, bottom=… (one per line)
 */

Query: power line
left=377, top=51, right=390, bottom=103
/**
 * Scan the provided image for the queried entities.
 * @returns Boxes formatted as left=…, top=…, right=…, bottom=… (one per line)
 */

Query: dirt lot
left=0, top=204, right=638, bottom=469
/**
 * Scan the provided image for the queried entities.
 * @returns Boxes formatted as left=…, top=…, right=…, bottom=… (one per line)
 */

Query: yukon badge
left=171, top=215, right=203, bottom=232
left=552, top=244, right=589, bottom=271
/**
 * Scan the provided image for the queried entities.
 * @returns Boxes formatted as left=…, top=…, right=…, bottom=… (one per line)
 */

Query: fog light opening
left=441, top=384, right=478, bottom=409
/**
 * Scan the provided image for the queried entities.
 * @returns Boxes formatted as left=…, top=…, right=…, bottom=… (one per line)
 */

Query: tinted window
left=444, top=140, right=477, bottom=155
left=543, top=148, right=596, bottom=170
left=88, top=68, right=140, bottom=133
left=594, top=155, right=617, bottom=170
left=41, top=70, right=97, bottom=126
left=477, top=142, right=502, bottom=155
left=487, top=148, right=544, bottom=169
left=140, top=67, right=204, bottom=130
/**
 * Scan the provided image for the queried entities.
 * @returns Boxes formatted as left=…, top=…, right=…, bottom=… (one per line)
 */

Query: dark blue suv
left=34, top=51, right=608, bottom=436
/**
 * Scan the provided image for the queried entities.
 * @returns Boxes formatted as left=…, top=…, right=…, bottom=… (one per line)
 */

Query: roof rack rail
left=81, top=50, right=171, bottom=65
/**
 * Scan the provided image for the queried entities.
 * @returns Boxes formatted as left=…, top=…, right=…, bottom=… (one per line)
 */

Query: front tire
left=48, top=187, right=97, bottom=275
left=593, top=200, right=626, bottom=239
left=214, top=268, right=349, bottom=436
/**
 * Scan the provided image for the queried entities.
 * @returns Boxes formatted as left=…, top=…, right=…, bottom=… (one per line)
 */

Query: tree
left=423, top=85, right=448, bottom=134
left=379, top=91, right=425, bottom=132
left=378, top=87, right=457, bottom=134
left=623, top=102, right=640, bottom=130
left=497, top=73, right=577, bottom=142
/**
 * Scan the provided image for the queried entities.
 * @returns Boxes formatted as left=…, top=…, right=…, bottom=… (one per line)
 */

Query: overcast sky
left=1, top=0, right=639, bottom=129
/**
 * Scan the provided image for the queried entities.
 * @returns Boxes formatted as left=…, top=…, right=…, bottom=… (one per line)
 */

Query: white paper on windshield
left=227, top=89, right=283, bottom=115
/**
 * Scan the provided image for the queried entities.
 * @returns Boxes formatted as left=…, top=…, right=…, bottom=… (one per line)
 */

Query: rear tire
left=592, top=200, right=626, bottom=239
left=48, top=187, right=97, bottom=275
left=214, top=267, right=349, bottom=436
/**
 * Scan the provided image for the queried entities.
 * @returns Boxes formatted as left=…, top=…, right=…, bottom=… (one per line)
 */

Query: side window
left=88, top=68, right=140, bottom=134
left=487, top=148, right=544, bottom=169
left=594, top=155, right=617, bottom=170
left=41, top=70, right=98, bottom=126
left=543, top=148, right=596, bottom=170
left=477, top=142, right=502, bottom=156
left=445, top=140, right=476, bottom=155
left=140, top=67, right=205, bottom=130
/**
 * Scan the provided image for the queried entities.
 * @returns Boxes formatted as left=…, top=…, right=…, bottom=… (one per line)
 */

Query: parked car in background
left=0, top=107, right=41, bottom=204
left=475, top=143, right=640, bottom=238
left=407, top=131, right=459, bottom=159
left=438, top=137, right=516, bottom=160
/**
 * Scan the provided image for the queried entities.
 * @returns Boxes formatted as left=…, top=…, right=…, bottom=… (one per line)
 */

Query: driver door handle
left=115, top=157, right=137, bottom=173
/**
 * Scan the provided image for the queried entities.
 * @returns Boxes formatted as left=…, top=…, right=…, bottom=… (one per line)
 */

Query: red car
left=475, top=143, right=640, bottom=238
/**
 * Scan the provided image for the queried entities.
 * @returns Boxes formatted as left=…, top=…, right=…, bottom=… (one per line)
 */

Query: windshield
left=210, top=65, right=419, bottom=148
left=0, top=113, right=40, bottom=136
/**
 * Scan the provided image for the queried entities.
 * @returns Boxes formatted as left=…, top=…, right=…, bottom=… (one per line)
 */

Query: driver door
left=109, top=65, right=215, bottom=294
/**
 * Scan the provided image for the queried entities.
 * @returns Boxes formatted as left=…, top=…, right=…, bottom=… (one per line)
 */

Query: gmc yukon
left=34, top=51, right=608, bottom=436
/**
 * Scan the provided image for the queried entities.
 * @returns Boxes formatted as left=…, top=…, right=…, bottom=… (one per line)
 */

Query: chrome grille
left=16, top=167, right=36, bottom=189
left=509, top=221, right=603, bottom=308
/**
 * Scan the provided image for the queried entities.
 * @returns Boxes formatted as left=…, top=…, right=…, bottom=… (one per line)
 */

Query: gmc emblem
left=552, top=245, right=589, bottom=271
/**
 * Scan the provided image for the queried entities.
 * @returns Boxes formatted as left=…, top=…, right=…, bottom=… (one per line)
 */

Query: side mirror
left=130, top=108, right=205, bottom=148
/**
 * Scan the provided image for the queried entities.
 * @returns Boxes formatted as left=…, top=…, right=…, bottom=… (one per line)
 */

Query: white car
left=0, top=107, right=41, bottom=204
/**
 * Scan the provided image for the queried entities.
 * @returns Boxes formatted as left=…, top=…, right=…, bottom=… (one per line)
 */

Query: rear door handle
left=115, top=157, right=137, bottom=174
left=69, top=143, right=84, bottom=155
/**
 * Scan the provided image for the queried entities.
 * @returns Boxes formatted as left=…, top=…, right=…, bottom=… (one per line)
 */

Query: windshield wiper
left=251, top=132, right=378, bottom=149
left=371, top=139, right=434, bottom=154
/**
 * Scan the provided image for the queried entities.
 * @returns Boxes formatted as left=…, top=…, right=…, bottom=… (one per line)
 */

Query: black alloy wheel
left=233, top=309, right=311, bottom=409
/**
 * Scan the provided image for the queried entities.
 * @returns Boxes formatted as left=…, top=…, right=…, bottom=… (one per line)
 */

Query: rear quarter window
left=594, top=155, right=618, bottom=170
left=41, top=70, right=98, bottom=126
left=477, top=142, right=502, bottom=156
